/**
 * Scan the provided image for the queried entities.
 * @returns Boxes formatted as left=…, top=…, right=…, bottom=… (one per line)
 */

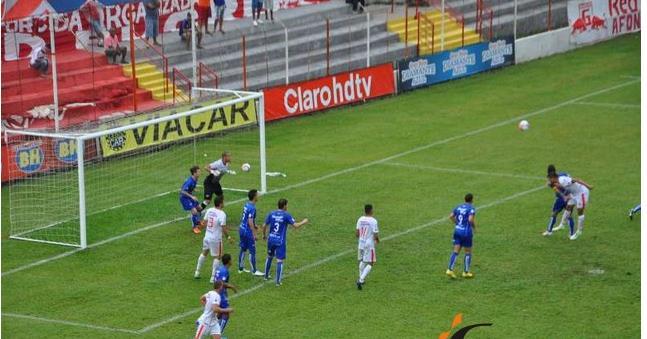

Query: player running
left=629, top=204, right=641, bottom=220
left=201, top=152, right=236, bottom=210
left=550, top=172, right=593, bottom=240
left=214, top=253, right=238, bottom=335
left=194, top=196, right=233, bottom=282
left=238, top=189, right=265, bottom=276
left=194, top=280, right=233, bottom=339
left=356, top=204, right=379, bottom=290
left=181, top=165, right=203, bottom=234
left=446, top=193, right=476, bottom=279
left=543, top=164, right=575, bottom=237
left=262, top=198, right=309, bottom=286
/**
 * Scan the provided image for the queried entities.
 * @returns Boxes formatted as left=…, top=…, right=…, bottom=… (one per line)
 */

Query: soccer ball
left=518, top=120, right=530, bottom=131
left=241, top=163, right=251, bottom=172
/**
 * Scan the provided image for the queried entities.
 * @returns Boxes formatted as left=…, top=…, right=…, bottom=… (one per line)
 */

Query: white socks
left=578, top=215, right=585, bottom=231
left=359, top=264, right=372, bottom=283
left=195, top=254, right=207, bottom=274
left=359, top=261, right=366, bottom=278
left=210, top=259, right=221, bottom=282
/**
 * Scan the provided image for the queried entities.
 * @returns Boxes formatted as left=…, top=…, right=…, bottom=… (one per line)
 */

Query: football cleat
left=569, top=230, right=582, bottom=240
left=192, top=227, right=201, bottom=234
left=238, top=268, right=250, bottom=274
left=446, top=269, right=457, bottom=279
left=552, top=224, right=565, bottom=231
left=542, top=231, right=553, bottom=236
left=252, top=270, right=265, bottom=276
left=356, top=281, right=363, bottom=290
left=462, top=272, right=474, bottom=279
left=194, top=271, right=200, bottom=279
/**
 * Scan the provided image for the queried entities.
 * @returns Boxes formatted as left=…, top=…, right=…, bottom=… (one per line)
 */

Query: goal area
left=3, top=88, right=266, bottom=248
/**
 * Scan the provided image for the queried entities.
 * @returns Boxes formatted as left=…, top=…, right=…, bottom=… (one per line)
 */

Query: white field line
left=2, top=79, right=636, bottom=278
left=139, top=184, right=546, bottom=333
left=620, top=75, right=640, bottom=80
left=570, top=101, right=640, bottom=109
left=383, top=163, right=546, bottom=180
left=2, top=312, right=139, bottom=335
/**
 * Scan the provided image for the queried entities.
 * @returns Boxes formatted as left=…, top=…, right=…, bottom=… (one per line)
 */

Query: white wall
left=515, top=27, right=573, bottom=64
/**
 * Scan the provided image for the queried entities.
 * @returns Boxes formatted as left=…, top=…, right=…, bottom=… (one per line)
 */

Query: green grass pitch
left=1, top=33, right=640, bottom=338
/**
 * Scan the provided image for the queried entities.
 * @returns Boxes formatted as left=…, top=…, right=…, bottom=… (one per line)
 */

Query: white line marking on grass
left=3, top=79, right=636, bottom=277
left=570, top=102, right=640, bottom=109
left=620, top=75, right=640, bottom=80
left=383, top=163, right=545, bottom=180
left=2, top=312, right=139, bottom=334
left=138, top=184, right=546, bottom=333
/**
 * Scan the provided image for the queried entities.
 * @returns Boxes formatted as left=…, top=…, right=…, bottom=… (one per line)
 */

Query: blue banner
left=398, top=37, right=515, bottom=92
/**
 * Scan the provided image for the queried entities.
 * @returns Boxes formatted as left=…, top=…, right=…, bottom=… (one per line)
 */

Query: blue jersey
left=265, top=210, right=296, bottom=246
left=239, top=202, right=257, bottom=236
left=214, top=265, right=230, bottom=297
left=180, top=176, right=197, bottom=202
left=452, top=203, right=475, bottom=236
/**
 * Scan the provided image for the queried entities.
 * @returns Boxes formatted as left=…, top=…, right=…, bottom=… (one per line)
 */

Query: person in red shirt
left=197, top=0, right=212, bottom=35
left=104, top=28, right=128, bottom=64
left=80, top=0, right=104, bottom=47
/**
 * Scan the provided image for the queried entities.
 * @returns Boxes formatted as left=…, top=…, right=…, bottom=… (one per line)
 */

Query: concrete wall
left=514, top=26, right=572, bottom=64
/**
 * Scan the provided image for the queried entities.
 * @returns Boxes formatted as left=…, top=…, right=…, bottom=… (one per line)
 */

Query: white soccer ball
left=241, top=163, right=251, bottom=172
left=518, top=120, right=530, bottom=131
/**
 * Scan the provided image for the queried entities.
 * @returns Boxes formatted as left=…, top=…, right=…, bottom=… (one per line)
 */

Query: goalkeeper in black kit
left=201, top=151, right=236, bottom=209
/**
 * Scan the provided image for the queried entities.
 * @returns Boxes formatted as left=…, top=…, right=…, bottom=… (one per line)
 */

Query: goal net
left=3, top=88, right=266, bottom=248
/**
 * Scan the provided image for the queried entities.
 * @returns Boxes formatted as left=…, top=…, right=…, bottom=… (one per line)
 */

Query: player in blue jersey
left=446, top=193, right=476, bottom=279
left=543, top=165, right=575, bottom=237
left=180, top=165, right=203, bottom=234
left=262, top=198, right=309, bottom=286
left=213, top=253, right=238, bottom=336
left=238, top=189, right=265, bottom=276
left=629, top=204, right=640, bottom=220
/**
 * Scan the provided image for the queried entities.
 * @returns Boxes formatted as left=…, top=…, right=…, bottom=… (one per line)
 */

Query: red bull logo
left=571, top=1, right=608, bottom=34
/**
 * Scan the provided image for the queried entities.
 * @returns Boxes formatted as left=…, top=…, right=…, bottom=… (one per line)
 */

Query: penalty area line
left=139, top=184, right=546, bottom=333
left=2, top=312, right=140, bottom=335
left=382, top=163, right=545, bottom=181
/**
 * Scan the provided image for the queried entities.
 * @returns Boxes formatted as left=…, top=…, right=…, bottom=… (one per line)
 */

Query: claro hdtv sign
left=264, top=64, right=395, bottom=121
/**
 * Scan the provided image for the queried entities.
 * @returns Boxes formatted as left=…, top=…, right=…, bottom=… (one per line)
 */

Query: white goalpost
left=3, top=88, right=266, bottom=249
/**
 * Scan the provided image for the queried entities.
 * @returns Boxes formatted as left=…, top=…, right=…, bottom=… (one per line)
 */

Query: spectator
left=264, top=0, right=274, bottom=22
left=104, top=28, right=128, bottom=64
left=197, top=0, right=212, bottom=35
left=144, top=0, right=161, bottom=46
left=80, top=0, right=104, bottom=47
left=252, top=0, right=263, bottom=26
left=179, top=13, right=203, bottom=50
left=352, top=0, right=365, bottom=13
left=29, top=43, right=49, bottom=77
left=213, top=0, right=226, bottom=33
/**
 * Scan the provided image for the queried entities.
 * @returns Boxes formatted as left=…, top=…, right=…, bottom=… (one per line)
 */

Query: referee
left=201, top=151, right=235, bottom=210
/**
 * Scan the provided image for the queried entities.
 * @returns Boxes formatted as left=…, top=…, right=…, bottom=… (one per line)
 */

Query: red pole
left=165, top=59, right=169, bottom=93
left=461, top=15, right=464, bottom=47
left=489, top=9, right=493, bottom=40
left=416, top=15, right=420, bottom=56
left=404, top=4, right=408, bottom=57
left=415, top=0, right=419, bottom=19
left=390, top=0, right=394, bottom=14
left=129, top=3, right=137, bottom=112
left=172, top=68, right=176, bottom=105
left=432, top=22, right=435, bottom=54
left=242, top=35, right=247, bottom=90
left=326, top=19, right=330, bottom=76
left=548, top=0, right=552, bottom=30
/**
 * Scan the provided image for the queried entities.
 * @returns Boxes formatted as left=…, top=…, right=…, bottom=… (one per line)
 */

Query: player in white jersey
left=356, top=204, right=379, bottom=290
left=550, top=172, right=593, bottom=240
left=195, top=280, right=233, bottom=339
left=195, top=196, right=233, bottom=282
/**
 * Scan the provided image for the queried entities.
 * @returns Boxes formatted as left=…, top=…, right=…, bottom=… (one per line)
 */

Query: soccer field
left=1, top=33, right=641, bottom=338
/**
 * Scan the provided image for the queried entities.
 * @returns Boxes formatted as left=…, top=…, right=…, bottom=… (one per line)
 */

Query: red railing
left=476, top=0, right=494, bottom=40
left=429, top=0, right=463, bottom=25
left=132, top=29, right=170, bottom=98
left=172, top=67, right=192, bottom=104
left=198, top=62, right=219, bottom=90
left=421, top=14, right=435, bottom=55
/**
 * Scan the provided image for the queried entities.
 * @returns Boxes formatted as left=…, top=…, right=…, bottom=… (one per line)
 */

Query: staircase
left=122, top=62, right=183, bottom=102
left=387, top=10, right=481, bottom=55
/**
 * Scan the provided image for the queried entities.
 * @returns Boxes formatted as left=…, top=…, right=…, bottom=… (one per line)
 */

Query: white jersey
left=356, top=216, right=379, bottom=249
left=197, top=291, right=221, bottom=326
left=208, top=159, right=230, bottom=181
left=558, top=175, right=588, bottom=196
left=203, top=207, right=226, bottom=241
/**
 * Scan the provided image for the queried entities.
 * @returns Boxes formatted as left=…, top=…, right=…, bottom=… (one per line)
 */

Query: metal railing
left=198, top=62, right=219, bottom=93
left=172, top=67, right=192, bottom=104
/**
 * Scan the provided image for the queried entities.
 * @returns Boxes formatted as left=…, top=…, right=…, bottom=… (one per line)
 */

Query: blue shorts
left=239, top=232, right=256, bottom=253
left=552, top=196, right=567, bottom=213
left=180, top=198, right=198, bottom=211
left=267, top=241, right=286, bottom=260
left=145, top=16, right=159, bottom=39
left=252, top=0, right=262, bottom=10
left=453, top=231, right=473, bottom=248
left=219, top=292, right=229, bottom=308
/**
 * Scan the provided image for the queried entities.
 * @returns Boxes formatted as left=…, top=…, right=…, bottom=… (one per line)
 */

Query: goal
left=3, top=88, right=266, bottom=248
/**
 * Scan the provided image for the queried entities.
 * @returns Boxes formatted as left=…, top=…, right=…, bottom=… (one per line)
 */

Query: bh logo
left=54, top=139, right=78, bottom=164
left=439, top=313, right=492, bottom=339
left=15, top=142, right=44, bottom=174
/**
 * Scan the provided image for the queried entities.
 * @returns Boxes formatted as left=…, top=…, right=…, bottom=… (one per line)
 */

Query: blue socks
left=219, top=316, right=229, bottom=333
left=464, top=253, right=472, bottom=273
left=276, top=261, right=283, bottom=284
left=568, top=216, right=575, bottom=236
left=238, top=250, right=245, bottom=271
left=448, top=252, right=458, bottom=270
left=547, top=215, right=557, bottom=232
left=632, top=204, right=641, bottom=213
left=250, top=249, right=257, bottom=272
left=264, top=256, right=273, bottom=279
left=191, top=213, right=200, bottom=228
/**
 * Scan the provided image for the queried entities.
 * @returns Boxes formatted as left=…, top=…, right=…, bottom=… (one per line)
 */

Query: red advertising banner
left=264, top=64, right=395, bottom=121
left=568, top=0, right=640, bottom=44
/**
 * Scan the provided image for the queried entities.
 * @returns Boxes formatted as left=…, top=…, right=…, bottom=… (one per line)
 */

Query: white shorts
left=203, top=237, right=223, bottom=257
left=568, top=188, right=590, bottom=210
left=195, top=320, right=221, bottom=338
left=358, top=246, right=376, bottom=263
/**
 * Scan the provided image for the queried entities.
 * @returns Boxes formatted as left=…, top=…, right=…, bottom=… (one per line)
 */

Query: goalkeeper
left=201, top=151, right=236, bottom=209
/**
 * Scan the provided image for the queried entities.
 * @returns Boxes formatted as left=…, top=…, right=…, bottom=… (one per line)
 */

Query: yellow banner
left=99, top=98, right=257, bottom=157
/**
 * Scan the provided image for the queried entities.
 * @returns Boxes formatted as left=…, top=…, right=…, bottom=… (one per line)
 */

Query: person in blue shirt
left=262, top=198, right=309, bottom=286
left=629, top=204, right=641, bottom=220
left=446, top=193, right=476, bottom=279
left=214, top=253, right=237, bottom=335
left=180, top=166, right=202, bottom=234
left=178, top=12, right=203, bottom=50
left=238, top=189, right=265, bottom=276
left=543, top=164, right=575, bottom=236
